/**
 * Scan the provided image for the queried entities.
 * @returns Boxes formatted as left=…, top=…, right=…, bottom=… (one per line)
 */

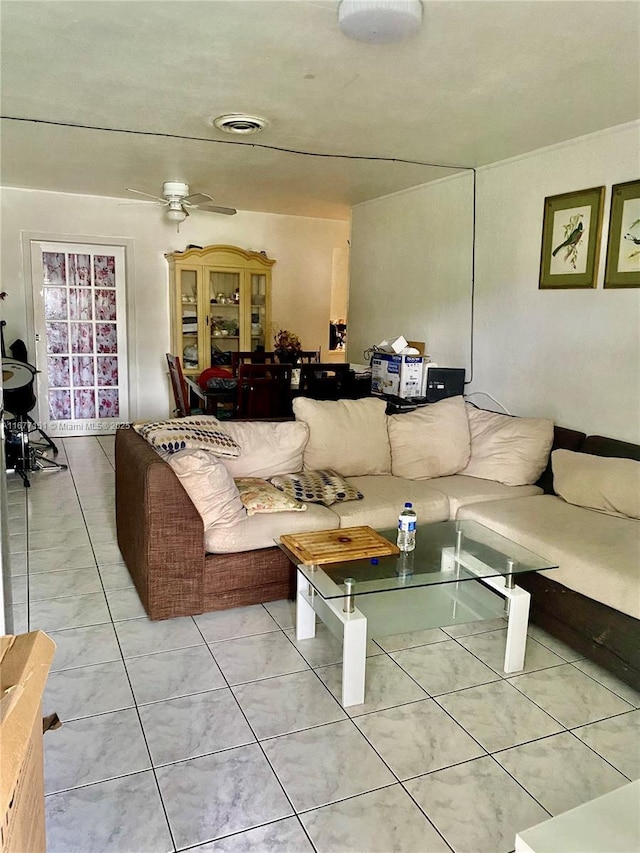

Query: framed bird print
left=539, top=186, right=605, bottom=289
left=604, top=179, right=640, bottom=288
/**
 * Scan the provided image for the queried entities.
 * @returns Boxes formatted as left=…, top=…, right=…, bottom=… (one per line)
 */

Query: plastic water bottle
left=396, top=549, right=414, bottom=578
left=397, top=502, right=417, bottom=552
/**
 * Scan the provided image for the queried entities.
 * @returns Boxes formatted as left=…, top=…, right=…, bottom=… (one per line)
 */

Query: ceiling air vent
left=212, top=114, right=267, bottom=135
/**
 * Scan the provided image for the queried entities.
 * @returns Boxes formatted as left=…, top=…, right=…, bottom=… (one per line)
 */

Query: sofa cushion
left=204, top=503, right=340, bottom=553
left=167, top=450, right=246, bottom=531
left=270, top=469, right=363, bottom=507
left=459, top=405, right=554, bottom=486
left=134, top=416, right=240, bottom=458
left=457, top=495, right=640, bottom=619
left=221, top=420, right=309, bottom=479
left=235, top=478, right=307, bottom=515
left=292, top=396, right=391, bottom=476
left=427, top=474, right=544, bottom=518
left=552, top=449, right=640, bottom=520
left=388, top=396, right=471, bottom=479
left=328, top=475, right=450, bottom=529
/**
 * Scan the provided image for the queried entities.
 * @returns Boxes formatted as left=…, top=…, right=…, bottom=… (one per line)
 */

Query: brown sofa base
left=518, top=572, right=640, bottom=692
left=202, top=547, right=296, bottom=612
left=116, top=427, right=295, bottom=621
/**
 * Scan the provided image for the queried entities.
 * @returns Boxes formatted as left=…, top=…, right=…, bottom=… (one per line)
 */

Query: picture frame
left=604, top=179, right=640, bottom=288
left=539, top=186, right=605, bottom=289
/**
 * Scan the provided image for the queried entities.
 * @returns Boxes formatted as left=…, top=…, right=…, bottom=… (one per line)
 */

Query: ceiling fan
left=125, top=181, right=237, bottom=226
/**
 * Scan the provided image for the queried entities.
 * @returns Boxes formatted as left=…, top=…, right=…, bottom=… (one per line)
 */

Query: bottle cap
left=404, top=502, right=412, bottom=508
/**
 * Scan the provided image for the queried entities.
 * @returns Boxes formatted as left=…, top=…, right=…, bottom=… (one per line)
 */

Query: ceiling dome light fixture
left=338, top=0, right=422, bottom=43
left=212, top=114, right=268, bottom=135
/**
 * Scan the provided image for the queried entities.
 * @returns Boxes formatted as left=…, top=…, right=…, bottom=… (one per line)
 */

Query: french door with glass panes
left=30, top=242, right=129, bottom=435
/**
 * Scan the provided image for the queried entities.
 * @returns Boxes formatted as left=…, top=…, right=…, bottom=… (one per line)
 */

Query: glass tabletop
left=283, top=520, right=558, bottom=600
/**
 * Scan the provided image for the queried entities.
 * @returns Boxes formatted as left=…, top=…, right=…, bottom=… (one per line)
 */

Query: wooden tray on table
left=280, top=526, right=399, bottom=565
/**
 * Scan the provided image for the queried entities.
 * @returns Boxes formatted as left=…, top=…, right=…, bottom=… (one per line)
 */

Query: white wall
left=348, top=173, right=474, bottom=368
left=472, top=122, right=640, bottom=440
left=0, top=188, right=349, bottom=419
left=349, top=122, right=640, bottom=442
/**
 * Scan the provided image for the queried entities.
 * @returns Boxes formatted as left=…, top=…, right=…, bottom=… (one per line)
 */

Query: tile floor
left=6, top=435, right=640, bottom=853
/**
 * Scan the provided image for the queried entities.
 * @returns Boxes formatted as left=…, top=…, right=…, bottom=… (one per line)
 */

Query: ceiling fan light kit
left=338, top=0, right=423, bottom=43
left=166, top=204, right=188, bottom=223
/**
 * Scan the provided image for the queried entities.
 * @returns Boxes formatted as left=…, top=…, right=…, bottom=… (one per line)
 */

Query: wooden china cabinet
left=166, top=244, right=274, bottom=376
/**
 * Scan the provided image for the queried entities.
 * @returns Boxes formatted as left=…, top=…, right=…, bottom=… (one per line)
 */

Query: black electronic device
left=382, top=394, right=417, bottom=412
left=425, top=367, right=466, bottom=402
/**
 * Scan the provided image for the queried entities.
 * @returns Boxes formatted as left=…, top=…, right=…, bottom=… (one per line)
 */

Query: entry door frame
left=21, top=232, right=138, bottom=432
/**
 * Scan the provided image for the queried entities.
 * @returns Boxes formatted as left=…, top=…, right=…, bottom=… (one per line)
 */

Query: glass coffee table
left=279, top=520, right=558, bottom=707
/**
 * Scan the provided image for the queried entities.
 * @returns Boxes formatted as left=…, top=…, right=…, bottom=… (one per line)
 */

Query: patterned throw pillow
left=235, top=478, right=307, bottom=516
left=134, top=417, right=240, bottom=457
left=270, top=469, right=363, bottom=507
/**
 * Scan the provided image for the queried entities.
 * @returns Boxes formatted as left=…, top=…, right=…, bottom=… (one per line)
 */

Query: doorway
left=29, top=241, right=129, bottom=436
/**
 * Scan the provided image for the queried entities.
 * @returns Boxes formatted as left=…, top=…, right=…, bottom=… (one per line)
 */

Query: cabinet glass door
left=250, top=273, right=268, bottom=351
left=208, top=269, right=241, bottom=361
left=179, top=268, right=200, bottom=372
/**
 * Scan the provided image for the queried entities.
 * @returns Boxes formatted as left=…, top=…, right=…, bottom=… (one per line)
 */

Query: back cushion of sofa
left=292, top=396, right=391, bottom=476
left=388, top=396, right=471, bottom=479
left=460, top=404, right=554, bottom=486
left=168, top=450, right=246, bottom=530
left=221, top=420, right=309, bottom=479
left=552, top=449, right=640, bottom=519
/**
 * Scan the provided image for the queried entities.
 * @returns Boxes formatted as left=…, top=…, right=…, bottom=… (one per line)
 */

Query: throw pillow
left=270, top=469, right=363, bottom=507
left=388, top=396, right=471, bottom=479
left=459, top=404, right=554, bottom=486
left=134, top=416, right=240, bottom=457
left=234, top=477, right=307, bottom=515
left=167, top=450, right=246, bottom=530
left=292, top=396, right=391, bottom=476
left=221, top=420, right=309, bottom=479
left=552, top=449, right=640, bottom=519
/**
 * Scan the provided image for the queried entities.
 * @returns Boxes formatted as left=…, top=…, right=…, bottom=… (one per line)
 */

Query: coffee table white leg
left=342, top=612, right=367, bottom=707
left=296, top=569, right=316, bottom=641
left=504, top=585, right=530, bottom=673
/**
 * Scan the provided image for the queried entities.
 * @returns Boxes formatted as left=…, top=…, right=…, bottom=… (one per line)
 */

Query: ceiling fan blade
left=197, top=203, right=237, bottom=216
left=183, top=192, right=215, bottom=205
left=126, top=187, right=167, bottom=203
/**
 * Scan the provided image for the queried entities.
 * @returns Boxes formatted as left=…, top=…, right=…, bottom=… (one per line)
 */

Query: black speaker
left=425, top=367, right=466, bottom=402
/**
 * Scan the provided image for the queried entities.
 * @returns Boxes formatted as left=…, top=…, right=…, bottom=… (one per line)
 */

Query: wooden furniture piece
left=296, top=351, right=321, bottom=364
left=231, top=350, right=319, bottom=375
left=166, top=245, right=274, bottom=377
left=280, top=526, right=398, bottom=565
left=235, top=363, right=293, bottom=419
left=166, top=353, right=207, bottom=416
left=296, top=363, right=354, bottom=400
left=231, top=351, right=277, bottom=375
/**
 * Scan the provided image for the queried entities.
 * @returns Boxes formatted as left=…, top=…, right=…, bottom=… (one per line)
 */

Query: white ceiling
left=1, top=0, right=639, bottom=220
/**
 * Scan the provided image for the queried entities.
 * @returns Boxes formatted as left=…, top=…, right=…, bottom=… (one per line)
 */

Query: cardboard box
left=371, top=353, right=426, bottom=398
left=1, top=631, right=55, bottom=853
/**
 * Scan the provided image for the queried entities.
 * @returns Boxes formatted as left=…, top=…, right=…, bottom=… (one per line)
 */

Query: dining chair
left=166, top=353, right=208, bottom=416
left=231, top=351, right=277, bottom=376
left=235, top=363, right=294, bottom=419
left=296, top=363, right=354, bottom=400
left=297, top=350, right=321, bottom=364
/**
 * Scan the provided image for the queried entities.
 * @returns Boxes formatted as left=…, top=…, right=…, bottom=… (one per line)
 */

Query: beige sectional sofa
left=115, top=395, right=639, bottom=687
